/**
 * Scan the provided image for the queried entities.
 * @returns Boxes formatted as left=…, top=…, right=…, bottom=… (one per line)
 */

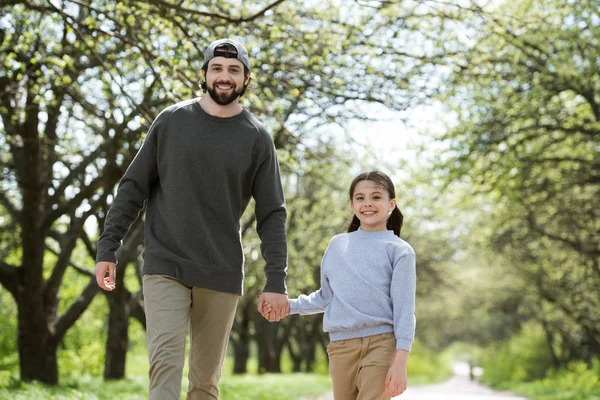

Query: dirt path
left=311, top=362, right=527, bottom=400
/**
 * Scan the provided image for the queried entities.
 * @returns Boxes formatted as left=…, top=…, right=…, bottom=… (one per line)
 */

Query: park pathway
left=310, top=362, right=527, bottom=400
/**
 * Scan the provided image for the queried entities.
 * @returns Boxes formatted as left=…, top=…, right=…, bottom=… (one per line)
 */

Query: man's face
left=204, top=57, right=248, bottom=106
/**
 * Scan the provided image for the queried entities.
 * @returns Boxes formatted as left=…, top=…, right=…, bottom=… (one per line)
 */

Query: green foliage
left=432, top=0, right=600, bottom=365
left=57, top=294, right=108, bottom=378
left=480, top=322, right=555, bottom=385
left=0, top=290, right=17, bottom=382
left=498, top=360, right=600, bottom=400
left=407, top=340, right=453, bottom=384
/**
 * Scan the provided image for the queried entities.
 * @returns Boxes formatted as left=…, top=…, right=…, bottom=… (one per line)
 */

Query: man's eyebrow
left=210, top=63, right=241, bottom=69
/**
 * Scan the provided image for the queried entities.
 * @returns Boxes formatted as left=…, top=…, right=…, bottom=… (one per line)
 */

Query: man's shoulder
left=241, top=109, right=270, bottom=137
left=152, top=98, right=198, bottom=125
left=163, top=98, right=199, bottom=115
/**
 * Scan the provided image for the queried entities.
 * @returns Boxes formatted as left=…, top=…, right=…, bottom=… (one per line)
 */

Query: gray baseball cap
left=202, top=39, right=251, bottom=71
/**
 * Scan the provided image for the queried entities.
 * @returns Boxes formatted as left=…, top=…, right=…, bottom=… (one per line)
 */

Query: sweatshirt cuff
left=396, top=338, right=413, bottom=352
left=263, top=270, right=287, bottom=294
left=96, top=250, right=117, bottom=264
left=288, top=299, right=299, bottom=314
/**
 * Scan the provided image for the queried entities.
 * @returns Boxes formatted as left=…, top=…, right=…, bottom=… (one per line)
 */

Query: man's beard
left=207, top=81, right=244, bottom=105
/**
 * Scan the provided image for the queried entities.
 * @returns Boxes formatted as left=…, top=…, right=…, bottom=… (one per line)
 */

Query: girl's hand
left=385, top=350, right=408, bottom=397
left=261, top=301, right=273, bottom=319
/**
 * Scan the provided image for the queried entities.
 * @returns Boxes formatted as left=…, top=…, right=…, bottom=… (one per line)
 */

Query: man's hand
left=257, top=292, right=288, bottom=322
left=94, top=261, right=116, bottom=291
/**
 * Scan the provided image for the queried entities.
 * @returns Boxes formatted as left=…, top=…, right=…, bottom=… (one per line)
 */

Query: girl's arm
left=391, top=253, right=416, bottom=350
left=385, top=350, right=409, bottom=397
left=386, top=251, right=416, bottom=396
left=289, top=277, right=333, bottom=315
left=289, top=248, right=334, bottom=315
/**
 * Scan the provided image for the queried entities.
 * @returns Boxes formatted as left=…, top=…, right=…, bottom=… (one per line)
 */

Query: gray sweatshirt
left=289, top=229, right=416, bottom=351
left=96, top=98, right=288, bottom=295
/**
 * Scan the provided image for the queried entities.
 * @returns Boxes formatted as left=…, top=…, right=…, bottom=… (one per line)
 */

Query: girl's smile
left=350, top=180, right=397, bottom=231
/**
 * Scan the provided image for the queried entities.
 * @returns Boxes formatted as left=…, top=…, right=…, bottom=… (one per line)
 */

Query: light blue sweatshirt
left=289, top=228, right=416, bottom=351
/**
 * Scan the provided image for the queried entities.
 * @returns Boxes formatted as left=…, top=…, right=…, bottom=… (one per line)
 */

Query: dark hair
left=346, top=170, right=403, bottom=237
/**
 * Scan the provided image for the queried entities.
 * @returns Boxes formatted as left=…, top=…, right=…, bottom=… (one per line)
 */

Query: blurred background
left=0, top=0, right=598, bottom=399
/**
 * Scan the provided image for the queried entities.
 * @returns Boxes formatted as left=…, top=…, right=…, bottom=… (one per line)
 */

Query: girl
left=264, top=170, right=416, bottom=399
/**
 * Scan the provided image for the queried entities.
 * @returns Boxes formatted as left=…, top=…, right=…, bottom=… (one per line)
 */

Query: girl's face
left=350, top=180, right=396, bottom=232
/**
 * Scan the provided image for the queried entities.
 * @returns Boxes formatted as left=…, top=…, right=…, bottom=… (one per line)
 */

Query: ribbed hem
left=396, top=338, right=413, bottom=352
left=329, top=325, right=393, bottom=342
left=355, top=228, right=395, bottom=237
left=264, top=271, right=287, bottom=294
left=289, top=299, right=299, bottom=314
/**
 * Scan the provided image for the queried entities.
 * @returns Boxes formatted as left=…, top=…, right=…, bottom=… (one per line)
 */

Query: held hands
left=94, top=261, right=116, bottom=291
left=385, top=350, right=409, bottom=397
left=257, top=292, right=289, bottom=322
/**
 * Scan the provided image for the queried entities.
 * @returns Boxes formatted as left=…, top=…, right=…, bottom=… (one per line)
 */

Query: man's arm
left=95, top=114, right=162, bottom=289
left=252, top=133, right=288, bottom=320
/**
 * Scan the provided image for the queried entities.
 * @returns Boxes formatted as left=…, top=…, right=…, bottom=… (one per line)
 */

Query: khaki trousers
left=327, top=332, right=396, bottom=400
left=143, top=275, right=239, bottom=400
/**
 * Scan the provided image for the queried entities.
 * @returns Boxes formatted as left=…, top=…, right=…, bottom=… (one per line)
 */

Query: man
left=94, top=38, right=289, bottom=400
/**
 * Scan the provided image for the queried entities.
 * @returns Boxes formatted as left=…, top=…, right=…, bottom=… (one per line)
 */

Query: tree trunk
left=304, top=319, right=322, bottom=372
left=232, top=340, right=250, bottom=374
left=259, top=319, right=292, bottom=373
left=256, top=318, right=282, bottom=373
left=232, top=303, right=251, bottom=374
left=104, top=290, right=129, bottom=379
left=103, top=222, right=144, bottom=379
left=17, top=288, right=58, bottom=384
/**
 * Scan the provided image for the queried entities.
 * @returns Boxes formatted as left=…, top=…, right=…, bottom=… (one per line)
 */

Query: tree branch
left=0, top=261, right=19, bottom=298
left=54, top=277, right=100, bottom=341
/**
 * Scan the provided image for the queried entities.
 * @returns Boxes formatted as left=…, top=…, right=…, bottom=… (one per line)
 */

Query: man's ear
left=244, top=72, right=252, bottom=85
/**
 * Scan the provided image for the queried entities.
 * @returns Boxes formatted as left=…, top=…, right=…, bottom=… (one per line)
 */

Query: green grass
left=0, top=373, right=332, bottom=400
left=0, top=338, right=450, bottom=399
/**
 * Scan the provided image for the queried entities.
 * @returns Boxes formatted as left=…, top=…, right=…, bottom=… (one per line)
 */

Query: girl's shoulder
left=327, top=232, right=348, bottom=246
left=375, top=233, right=415, bottom=258
left=393, top=237, right=416, bottom=257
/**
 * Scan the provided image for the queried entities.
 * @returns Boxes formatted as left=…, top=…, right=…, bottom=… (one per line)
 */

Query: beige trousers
left=142, top=275, right=239, bottom=400
left=327, top=332, right=396, bottom=400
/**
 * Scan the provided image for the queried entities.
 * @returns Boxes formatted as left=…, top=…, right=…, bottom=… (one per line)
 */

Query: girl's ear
left=389, top=198, right=397, bottom=212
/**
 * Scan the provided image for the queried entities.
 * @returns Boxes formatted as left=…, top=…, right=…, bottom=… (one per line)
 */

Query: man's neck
left=199, top=96, right=243, bottom=118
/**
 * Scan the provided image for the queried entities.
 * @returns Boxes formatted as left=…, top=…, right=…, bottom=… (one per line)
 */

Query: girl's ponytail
left=347, top=215, right=361, bottom=233
left=387, top=207, right=403, bottom=237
